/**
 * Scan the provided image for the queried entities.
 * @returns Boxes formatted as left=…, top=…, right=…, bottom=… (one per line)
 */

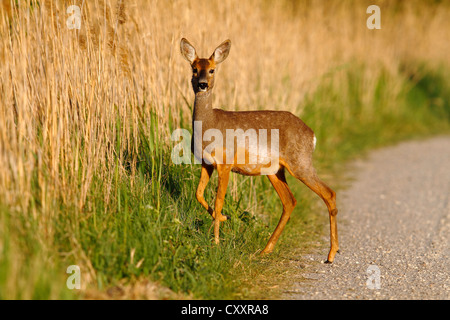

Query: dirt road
left=283, top=136, right=450, bottom=299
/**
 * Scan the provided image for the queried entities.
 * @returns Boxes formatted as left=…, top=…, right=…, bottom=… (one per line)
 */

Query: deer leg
left=298, top=171, right=339, bottom=263
left=261, top=169, right=297, bottom=254
left=196, top=164, right=215, bottom=218
left=213, top=164, right=232, bottom=244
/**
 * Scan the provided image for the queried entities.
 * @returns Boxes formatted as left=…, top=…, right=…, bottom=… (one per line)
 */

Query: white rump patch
left=313, top=135, right=317, bottom=150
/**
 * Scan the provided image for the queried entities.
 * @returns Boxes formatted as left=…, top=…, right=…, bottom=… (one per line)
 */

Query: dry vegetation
left=0, top=0, right=449, bottom=299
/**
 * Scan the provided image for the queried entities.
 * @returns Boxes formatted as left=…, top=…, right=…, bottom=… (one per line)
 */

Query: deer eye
left=209, top=69, right=215, bottom=74
left=192, top=68, right=198, bottom=74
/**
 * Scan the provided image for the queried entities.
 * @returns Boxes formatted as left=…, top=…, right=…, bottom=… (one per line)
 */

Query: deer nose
left=198, top=82, right=208, bottom=90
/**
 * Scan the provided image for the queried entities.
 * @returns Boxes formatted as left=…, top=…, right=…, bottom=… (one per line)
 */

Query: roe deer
left=180, top=38, right=339, bottom=263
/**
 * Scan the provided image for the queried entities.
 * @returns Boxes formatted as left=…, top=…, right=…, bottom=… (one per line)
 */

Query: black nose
left=198, top=82, right=208, bottom=90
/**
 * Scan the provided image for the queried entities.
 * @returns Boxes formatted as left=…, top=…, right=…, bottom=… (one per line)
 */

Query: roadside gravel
left=283, top=136, right=450, bottom=300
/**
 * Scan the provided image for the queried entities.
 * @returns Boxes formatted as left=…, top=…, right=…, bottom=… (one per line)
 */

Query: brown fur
left=180, top=38, right=339, bottom=263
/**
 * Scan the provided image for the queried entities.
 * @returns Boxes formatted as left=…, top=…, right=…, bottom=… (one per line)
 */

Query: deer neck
left=193, top=90, right=214, bottom=125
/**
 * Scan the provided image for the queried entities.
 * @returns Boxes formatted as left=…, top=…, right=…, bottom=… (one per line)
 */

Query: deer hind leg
left=212, top=164, right=232, bottom=244
left=295, top=167, right=339, bottom=263
left=261, top=168, right=297, bottom=254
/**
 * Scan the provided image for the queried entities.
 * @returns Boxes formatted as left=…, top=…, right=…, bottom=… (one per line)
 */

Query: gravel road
left=283, top=136, right=450, bottom=300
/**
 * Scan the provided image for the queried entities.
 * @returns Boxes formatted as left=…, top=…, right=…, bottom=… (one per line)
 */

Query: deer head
left=180, top=38, right=231, bottom=94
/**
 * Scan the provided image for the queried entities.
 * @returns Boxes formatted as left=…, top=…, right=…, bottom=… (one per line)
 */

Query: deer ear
left=210, top=39, right=231, bottom=64
left=180, top=38, right=197, bottom=64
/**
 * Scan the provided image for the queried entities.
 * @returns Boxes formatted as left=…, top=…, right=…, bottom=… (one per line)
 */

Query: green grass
left=1, top=63, right=449, bottom=300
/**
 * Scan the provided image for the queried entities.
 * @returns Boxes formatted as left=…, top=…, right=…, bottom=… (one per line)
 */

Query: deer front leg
left=196, top=164, right=215, bottom=217
left=213, top=164, right=232, bottom=244
left=196, top=164, right=228, bottom=222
